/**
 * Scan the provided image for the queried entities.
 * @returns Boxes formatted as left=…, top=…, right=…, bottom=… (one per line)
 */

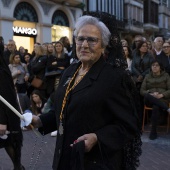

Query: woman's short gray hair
left=74, top=15, right=111, bottom=48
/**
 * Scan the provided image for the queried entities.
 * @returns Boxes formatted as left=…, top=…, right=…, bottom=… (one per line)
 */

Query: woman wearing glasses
left=140, top=60, right=170, bottom=140
left=157, top=41, right=170, bottom=75
left=29, top=14, right=141, bottom=170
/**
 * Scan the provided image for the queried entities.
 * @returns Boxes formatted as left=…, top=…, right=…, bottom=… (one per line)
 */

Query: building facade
left=84, top=0, right=125, bottom=30
left=0, top=0, right=83, bottom=53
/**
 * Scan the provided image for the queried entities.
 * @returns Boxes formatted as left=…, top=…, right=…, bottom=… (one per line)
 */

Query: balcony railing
left=124, top=19, right=143, bottom=28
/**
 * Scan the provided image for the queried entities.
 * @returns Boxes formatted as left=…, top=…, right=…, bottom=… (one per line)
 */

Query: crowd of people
left=0, top=11, right=170, bottom=170
left=122, top=35, right=170, bottom=140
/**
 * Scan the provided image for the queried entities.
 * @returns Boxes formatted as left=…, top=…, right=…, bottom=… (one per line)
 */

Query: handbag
left=31, top=77, right=43, bottom=88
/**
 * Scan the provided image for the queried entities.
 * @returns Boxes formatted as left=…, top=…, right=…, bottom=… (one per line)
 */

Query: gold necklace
left=58, top=64, right=87, bottom=135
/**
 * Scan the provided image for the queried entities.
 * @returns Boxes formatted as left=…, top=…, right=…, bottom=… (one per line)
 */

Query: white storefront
left=0, top=0, right=82, bottom=53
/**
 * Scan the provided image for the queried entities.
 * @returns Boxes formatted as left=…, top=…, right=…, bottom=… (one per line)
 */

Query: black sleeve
left=38, top=110, right=57, bottom=135
left=32, top=56, right=47, bottom=74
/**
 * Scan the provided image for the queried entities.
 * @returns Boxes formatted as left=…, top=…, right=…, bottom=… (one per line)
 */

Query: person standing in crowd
left=131, top=41, right=154, bottom=90
left=123, top=46, right=132, bottom=72
left=28, top=13, right=141, bottom=170
left=157, top=41, right=170, bottom=75
left=3, top=39, right=19, bottom=65
left=42, top=42, right=49, bottom=55
left=28, top=45, right=47, bottom=98
left=31, top=42, right=41, bottom=59
left=132, top=35, right=145, bottom=51
left=45, top=43, right=56, bottom=97
left=121, top=39, right=128, bottom=46
left=18, top=46, right=26, bottom=63
left=147, top=40, right=153, bottom=51
left=8, top=53, right=29, bottom=94
left=152, top=36, right=164, bottom=58
left=0, top=41, right=25, bottom=170
left=24, top=53, right=31, bottom=66
left=45, top=41, right=70, bottom=97
left=59, top=36, right=72, bottom=56
left=140, top=60, right=170, bottom=140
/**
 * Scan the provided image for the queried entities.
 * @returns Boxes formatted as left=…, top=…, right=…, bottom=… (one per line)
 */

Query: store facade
left=0, top=0, right=82, bottom=53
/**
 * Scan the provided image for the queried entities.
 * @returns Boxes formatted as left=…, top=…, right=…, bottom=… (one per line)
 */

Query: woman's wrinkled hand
left=70, top=133, right=98, bottom=152
left=0, top=124, right=7, bottom=136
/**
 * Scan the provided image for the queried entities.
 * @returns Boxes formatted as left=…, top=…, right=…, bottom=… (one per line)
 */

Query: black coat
left=39, top=57, right=139, bottom=170
left=0, top=52, right=22, bottom=148
left=157, top=52, right=170, bottom=75
left=29, top=55, right=47, bottom=90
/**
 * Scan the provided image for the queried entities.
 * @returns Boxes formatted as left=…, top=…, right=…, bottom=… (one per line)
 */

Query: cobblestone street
left=0, top=131, right=170, bottom=170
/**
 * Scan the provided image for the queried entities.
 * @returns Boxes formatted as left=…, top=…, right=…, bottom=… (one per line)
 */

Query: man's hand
left=71, top=133, right=98, bottom=152
left=0, top=124, right=7, bottom=136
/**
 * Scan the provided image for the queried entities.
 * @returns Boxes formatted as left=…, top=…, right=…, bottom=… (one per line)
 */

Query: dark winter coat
left=29, top=55, right=47, bottom=89
left=140, top=71, right=170, bottom=103
left=39, top=57, right=140, bottom=170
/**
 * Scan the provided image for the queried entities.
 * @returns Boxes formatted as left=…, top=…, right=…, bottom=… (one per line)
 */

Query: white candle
left=0, top=95, right=24, bottom=120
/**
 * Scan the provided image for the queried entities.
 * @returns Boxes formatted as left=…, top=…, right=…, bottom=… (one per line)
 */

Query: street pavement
left=0, top=130, right=170, bottom=170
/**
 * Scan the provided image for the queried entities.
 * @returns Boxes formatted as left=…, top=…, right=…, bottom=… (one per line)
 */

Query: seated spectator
left=157, top=41, right=170, bottom=75
left=123, top=46, right=132, bottom=72
left=29, top=90, right=47, bottom=116
left=8, top=53, right=29, bottom=93
left=140, top=60, right=170, bottom=140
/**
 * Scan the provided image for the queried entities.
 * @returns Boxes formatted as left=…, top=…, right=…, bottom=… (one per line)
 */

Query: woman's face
left=123, top=46, right=129, bottom=58
left=147, top=41, right=152, bottom=50
left=32, top=94, right=41, bottom=103
left=48, top=44, right=54, bottom=53
left=55, top=43, right=63, bottom=53
left=75, top=24, right=104, bottom=65
left=14, top=55, right=20, bottom=64
left=139, top=43, right=148, bottom=53
left=24, top=55, right=30, bottom=63
left=151, top=62, right=161, bottom=74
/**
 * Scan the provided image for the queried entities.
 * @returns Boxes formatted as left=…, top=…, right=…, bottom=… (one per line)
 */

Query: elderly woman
left=28, top=15, right=140, bottom=170
left=140, top=60, right=170, bottom=140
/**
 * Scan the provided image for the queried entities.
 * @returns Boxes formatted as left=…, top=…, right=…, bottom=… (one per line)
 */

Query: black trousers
left=144, top=93, right=169, bottom=129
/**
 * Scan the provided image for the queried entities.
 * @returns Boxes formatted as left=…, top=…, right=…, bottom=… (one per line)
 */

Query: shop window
left=52, top=10, right=69, bottom=27
left=14, top=2, right=38, bottom=22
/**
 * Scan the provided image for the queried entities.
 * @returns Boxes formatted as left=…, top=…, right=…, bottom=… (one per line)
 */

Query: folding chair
left=142, top=104, right=170, bottom=133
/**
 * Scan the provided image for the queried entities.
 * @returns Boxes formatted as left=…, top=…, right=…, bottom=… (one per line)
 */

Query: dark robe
left=0, top=46, right=22, bottom=149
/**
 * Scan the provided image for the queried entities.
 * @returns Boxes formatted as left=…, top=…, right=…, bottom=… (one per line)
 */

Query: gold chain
left=59, top=64, right=86, bottom=121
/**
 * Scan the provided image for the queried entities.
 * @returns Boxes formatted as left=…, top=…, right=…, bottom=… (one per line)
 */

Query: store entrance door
left=13, top=36, right=34, bottom=54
